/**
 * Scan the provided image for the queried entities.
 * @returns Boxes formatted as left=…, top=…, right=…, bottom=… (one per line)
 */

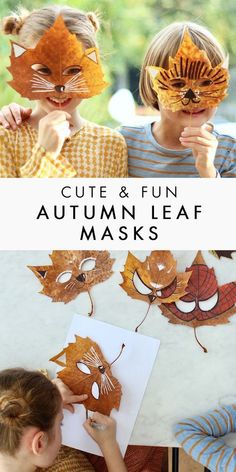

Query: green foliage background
left=0, top=0, right=236, bottom=124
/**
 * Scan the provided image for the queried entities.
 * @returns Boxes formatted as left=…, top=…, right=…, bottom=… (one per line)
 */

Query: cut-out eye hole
left=133, top=271, right=152, bottom=295
left=80, top=258, right=96, bottom=271
left=157, top=263, right=165, bottom=271
left=63, top=66, right=82, bottom=76
left=198, top=79, right=213, bottom=87
left=56, top=271, right=72, bottom=284
left=31, top=64, right=51, bottom=76
left=199, top=292, right=218, bottom=311
left=170, top=79, right=186, bottom=89
left=175, top=299, right=196, bottom=313
left=77, top=362, right=91, bottom=375
left=91, top=382, right=100, bottom=399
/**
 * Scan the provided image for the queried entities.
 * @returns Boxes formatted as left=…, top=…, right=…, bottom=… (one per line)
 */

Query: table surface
left=1, top=250, right=236, bottom=447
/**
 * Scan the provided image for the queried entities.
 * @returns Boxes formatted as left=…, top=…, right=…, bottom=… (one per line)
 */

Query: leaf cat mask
left=8, top=16, right=108, bottom=100
left=28, top=250, right=114, bottom=315
left=120, top=251, right=191, bottom=331
left=147, top=29, right=229, bottom=112
left=50, top=334, right=123, bottom=416
left=160, top=251, right=236, bottom=352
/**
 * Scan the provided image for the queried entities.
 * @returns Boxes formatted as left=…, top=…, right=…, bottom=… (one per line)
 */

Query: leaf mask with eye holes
left=147, top=29, right=229, bottom=112
left=120, top=251, right=191, bottom=331
left=50, top=334, right=123, bottom=416
left=7, top=16, right=108, bottom=100
left=28, top=250, right=114, bottom=315
left=160, top=251, right=236, bottom=352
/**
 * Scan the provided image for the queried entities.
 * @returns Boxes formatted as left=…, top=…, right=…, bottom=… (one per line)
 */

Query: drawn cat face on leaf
left=120, top=251, right=191, bottom=306
left=50, top=334, right=123, bottom=416
left=8, top=16, right=108, bottom=100
left=28, top=250, right=114, bottom=305
left=147, top=29, right=229, bottom=112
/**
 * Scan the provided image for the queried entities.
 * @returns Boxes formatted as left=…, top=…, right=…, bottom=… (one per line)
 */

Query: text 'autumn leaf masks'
left=51, top=334, right=123, bottom=416
left=28, top=250, right=114, bottom=315
left=147, top=29, right=229, bottom=112
left=8, top=16, right=108, bottom=100
left=160, top=251, right=236, bottom=352
left=120, top=251, right=191, bottom=331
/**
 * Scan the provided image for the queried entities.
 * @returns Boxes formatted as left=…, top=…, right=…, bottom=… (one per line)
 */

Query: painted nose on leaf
left=55, top=85, right=65, bottom=93
left=184, top=88, right=197, bottom=100
left=76, top=273, right=86, bottom=282
left=148, top=294, right=156, bottom=303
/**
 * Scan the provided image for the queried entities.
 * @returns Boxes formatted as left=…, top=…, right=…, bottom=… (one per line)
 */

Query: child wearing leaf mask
left=0, top=6, right=128, bottom=178
left=121, top=22, right=236, bottom=178
left=0, top=368, right=127, bottom=472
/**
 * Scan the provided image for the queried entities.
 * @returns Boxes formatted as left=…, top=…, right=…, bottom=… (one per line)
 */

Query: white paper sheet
left=57, top=314, right=160, bottom=456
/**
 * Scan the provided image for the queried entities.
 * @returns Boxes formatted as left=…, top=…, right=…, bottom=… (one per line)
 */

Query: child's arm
left=115, top=136, right=128, bottom=178
left=84, top=412, right=127, bottom=472
left=0, top=128, right=18, bottom=177
left=0, top=104, right=77, bottom=178
left=174, top=404, right=236, bottom=472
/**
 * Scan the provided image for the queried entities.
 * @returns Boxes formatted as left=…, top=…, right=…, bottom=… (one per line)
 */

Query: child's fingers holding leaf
left=53, top=378, right=88, bottom=413
left=179, top=125, right=218, bottom=177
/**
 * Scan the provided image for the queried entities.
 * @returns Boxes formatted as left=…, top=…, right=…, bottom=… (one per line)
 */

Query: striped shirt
left=174, top=405, right=236, bottom=472
left=0, top=121, right=128, bottom=178
left=120, top=123, right=236, bottom=177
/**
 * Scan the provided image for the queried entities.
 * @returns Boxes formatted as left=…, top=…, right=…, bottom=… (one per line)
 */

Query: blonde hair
left=140, top=21, right=227, bottom=110
left=2, top=5, right=100, bottom=49
left=0, top=368, right=61, bottom=455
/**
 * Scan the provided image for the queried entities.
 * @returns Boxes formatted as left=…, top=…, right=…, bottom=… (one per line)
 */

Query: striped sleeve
left=20, top=144, right=77, bottom=178
left=174, top=405, right=236, bottom=472
left=218, top=142, right=236, bottom=178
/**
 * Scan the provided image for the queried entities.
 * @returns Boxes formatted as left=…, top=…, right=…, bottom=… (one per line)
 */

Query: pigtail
left=87, top=11, right=100, bottom=32
left=2, top=7, right=30, bottom=35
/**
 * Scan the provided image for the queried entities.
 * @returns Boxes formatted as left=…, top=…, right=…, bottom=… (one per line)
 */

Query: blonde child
left=120, top=22, right=236, bottom=178
left=0, top=368, right=127, bottom=472
left=0, top=6, right=128, bottom=178
left=174, top=404, right=236, bottom=471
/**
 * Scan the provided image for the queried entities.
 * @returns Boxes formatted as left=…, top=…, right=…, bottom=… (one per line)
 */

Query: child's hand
left=53, top=378, right=88, bottom=413
left=38, top=111, right=71, bottom=158
left=0, top=104, right=32, bottom=130
left=180, top=125, right=218, bottom=177
left=84, top=412, right=117, bottom=450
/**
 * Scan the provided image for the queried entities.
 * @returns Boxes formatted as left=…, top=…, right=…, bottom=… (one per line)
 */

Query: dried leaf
left=8, top=16, right=108, bottom=100
left=147, top=29, right=229, bottom=112
left=28, top=250, right=114, bottom=309
left=160, top=251, right=236, bottom=352
left=50, top=334, right=123, bottom=415
left=120, top=251, right=191, bottom=330
left=121, top=251, right=191, bottom=305
left=210, top=250, right=236, bottom=260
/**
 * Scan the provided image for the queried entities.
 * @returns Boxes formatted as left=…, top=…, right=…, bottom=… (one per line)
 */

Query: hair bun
left=0, top=395, right=28, bottom=427
left=2, top=8, right=29, bottom=35
left=87, top=12, right=100, bottom=32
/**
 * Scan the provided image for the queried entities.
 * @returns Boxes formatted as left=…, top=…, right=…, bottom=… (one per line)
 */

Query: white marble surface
left=0, top=250, right=236, bottom=447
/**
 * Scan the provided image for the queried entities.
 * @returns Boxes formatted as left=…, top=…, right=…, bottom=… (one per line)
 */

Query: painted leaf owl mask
left=8, top=16, right=108, bottom=100
left=50, top=334, right=123, bottom=416
left=120, top=251, right=191, bottom=330
left=28, top=250, right=114, bottom=314
left=147, top=29, right=229, bottom=112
